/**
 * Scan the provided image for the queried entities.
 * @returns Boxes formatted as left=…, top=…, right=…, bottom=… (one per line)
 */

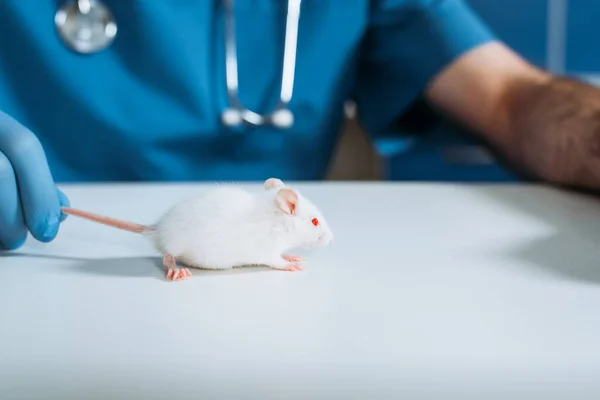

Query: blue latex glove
left=0, top=110, right=70, bottom=250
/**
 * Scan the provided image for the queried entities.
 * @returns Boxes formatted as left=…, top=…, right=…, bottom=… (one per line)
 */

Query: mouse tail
left=61, top=207, right=150, bottom=234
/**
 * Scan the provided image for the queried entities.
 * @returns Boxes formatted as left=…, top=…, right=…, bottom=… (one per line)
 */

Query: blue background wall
left=468, top=0, right=600, bottom=75
left=467, top=0, right=549, bottom=70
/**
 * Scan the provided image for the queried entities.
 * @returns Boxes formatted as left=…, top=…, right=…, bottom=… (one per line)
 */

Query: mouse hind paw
left=162, top=254, right=192, bottom=281
left=166, top=267, right=192, bottom=281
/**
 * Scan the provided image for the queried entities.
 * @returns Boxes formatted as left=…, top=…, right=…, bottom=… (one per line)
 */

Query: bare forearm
left=424, top=41, right=600, bottom=188
left=497, top=75, right=600, bottom=188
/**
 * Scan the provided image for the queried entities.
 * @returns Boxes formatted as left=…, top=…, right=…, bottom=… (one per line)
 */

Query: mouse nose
left=319, top=232, right=333, bottom=246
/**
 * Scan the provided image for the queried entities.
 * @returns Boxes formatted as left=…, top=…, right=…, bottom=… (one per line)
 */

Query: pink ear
left=276, top=188, right=298, bottom=215
left=264, top=177, right=285, bottom=190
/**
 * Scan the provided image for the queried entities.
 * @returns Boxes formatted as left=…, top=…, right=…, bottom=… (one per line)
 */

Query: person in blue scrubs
left=1, top=0, right=600, bottom=250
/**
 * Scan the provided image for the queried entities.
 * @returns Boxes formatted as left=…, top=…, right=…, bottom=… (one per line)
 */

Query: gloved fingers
left=0, top=111, right=61, bottom=242
left=0, top=151, right=27, bottom=250
left=57, top=188, right=71, bottom=222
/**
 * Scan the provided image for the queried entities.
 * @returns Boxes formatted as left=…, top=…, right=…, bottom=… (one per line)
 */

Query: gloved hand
left=0, top=110, right=70, bottom=250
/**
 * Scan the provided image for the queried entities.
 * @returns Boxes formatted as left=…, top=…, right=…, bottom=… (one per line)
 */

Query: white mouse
left=61, top=178, right=334, bottom=281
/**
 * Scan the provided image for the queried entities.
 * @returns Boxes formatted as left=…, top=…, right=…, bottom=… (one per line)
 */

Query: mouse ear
left=264, top=178, right=285, bottom=190
left=276, top=188, right=298, bottom=215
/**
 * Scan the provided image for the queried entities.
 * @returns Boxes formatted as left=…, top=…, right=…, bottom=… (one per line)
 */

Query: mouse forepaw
left=270, top=257, right=305, bottom=272
left=282, top=254, right=304, bottom=263
left=279, top=264, right=304, bottom=272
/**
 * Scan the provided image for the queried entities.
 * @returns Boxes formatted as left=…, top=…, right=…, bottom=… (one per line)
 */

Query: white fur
left=144, top=181, right=333, bottom=270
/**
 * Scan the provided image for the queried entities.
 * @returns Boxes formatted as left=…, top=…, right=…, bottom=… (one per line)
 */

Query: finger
left=57, top=188, right=71, bottom=222
left=0, top=111, right=61, bottom=242
left=0, top=151, right=27, bottom=250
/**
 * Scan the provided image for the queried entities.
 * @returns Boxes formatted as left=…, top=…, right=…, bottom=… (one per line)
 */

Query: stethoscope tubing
left=221, top=0, right=301, bottom=128
left=54, top=0, right=300, bottom=128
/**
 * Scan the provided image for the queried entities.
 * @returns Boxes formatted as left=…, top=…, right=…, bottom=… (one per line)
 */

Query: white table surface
left=2, top=182, right=600, bottom=399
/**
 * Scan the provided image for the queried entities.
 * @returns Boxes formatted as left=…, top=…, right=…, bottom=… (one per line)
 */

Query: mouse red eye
left=311, top=218, right=319, bottom=226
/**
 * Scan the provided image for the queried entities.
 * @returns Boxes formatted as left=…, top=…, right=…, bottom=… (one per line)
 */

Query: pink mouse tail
left=61, top=207, right=149, bottom=234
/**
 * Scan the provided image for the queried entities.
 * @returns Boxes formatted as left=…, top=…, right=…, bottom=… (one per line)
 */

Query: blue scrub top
left=0, top=0, right=496, bottom=183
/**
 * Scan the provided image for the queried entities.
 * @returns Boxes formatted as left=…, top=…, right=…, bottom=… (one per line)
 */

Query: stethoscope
left=54, top=0, right=302, bottom=129
left=54, top=0, right=117, bottom=54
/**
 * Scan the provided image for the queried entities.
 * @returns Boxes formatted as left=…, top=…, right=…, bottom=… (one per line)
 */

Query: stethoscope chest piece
left=55, top=0, right=117, bottom=54
left=270, top=108, right=294, bottom=128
